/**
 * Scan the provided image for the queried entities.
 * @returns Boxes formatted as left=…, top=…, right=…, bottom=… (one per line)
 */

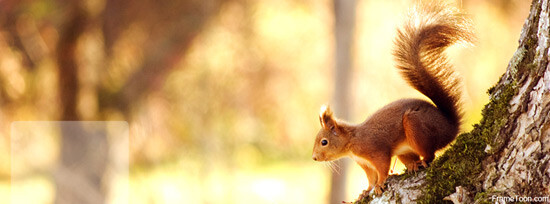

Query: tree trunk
left=55, top=2, right=108, bottom=204
left=331, top=0, right=357, bottom=203
left=356, top=0, right=550, bottom=203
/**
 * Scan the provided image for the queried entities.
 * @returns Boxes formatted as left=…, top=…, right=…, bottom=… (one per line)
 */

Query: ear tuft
left=319, top=105, right=333, bottom=128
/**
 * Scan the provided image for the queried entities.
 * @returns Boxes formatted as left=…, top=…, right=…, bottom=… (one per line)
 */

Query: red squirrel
left=311, top=1, right=474, bottom=198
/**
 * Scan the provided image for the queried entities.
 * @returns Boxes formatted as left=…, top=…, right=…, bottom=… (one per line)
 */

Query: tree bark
left=356, top=0, right=550, bottom=203
left=477, top=0, right=550, bottom=199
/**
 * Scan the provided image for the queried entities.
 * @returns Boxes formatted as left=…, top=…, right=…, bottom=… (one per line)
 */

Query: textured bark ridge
left=479, top=0, right=550, bottom=198
left=355, top=0, right=550, bottom=203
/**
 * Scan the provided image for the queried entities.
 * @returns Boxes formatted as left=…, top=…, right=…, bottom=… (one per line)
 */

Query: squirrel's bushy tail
left=393, top=1, right=473, bottom=126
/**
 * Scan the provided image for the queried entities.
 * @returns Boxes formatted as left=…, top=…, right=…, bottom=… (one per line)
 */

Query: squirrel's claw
left=353, top=184, right=384, bottom=203
left=406, top=160, right=429, bottom=173
left=355, top=189, right=371, bottom=201
left=374, top=185, right=384, bottom=196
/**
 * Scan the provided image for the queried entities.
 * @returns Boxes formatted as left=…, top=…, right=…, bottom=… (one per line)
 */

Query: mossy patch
left=416, top=78, right=518, bottom=203
left=354, top=194, right=375, bottom=204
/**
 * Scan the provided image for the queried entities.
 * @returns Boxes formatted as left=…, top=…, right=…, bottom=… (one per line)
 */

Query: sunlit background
left=0, top=0, right=530, bottom=203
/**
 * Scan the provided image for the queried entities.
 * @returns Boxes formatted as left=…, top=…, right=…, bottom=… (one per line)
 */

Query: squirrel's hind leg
left=397, top=153, right=422, bottom=173
left=402, top=109, right=437, bottom=168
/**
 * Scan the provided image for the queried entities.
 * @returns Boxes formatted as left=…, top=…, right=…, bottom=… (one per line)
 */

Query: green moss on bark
left=417, top=80, right=517, bottom=203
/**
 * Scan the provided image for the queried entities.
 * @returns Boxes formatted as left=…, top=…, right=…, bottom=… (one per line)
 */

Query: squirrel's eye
left=321, top=139, right=328, bottom=146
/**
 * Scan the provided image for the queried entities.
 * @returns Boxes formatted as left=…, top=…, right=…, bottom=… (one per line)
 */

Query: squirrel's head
left=312, top=105, right=350, bottom=162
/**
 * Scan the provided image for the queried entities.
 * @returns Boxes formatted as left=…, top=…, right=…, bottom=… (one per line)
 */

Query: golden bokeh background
left=0, top=0, right=530, bottom=203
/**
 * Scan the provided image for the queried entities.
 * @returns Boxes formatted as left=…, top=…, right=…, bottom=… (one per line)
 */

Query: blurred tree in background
left=0, top=0, right=530, bottom=203
left=3, top=0, right=233, bottom=203
left=1, top=0, right=332, bottom=203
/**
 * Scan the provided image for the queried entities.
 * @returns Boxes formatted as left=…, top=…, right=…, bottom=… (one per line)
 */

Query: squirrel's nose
left=312, top=155, right=318, bottom=161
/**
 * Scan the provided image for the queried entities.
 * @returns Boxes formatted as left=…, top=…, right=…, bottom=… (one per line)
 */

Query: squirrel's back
left=392, top=1, right=474, bottom=126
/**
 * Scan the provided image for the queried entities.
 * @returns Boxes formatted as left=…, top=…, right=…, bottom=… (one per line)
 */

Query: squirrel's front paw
left=405, top=162, right=420, bottom=173
left=353, top=185, right=385, bottom=203
left=355, top=189, right=371, bottom=201
left=374, top=184, right=385, bottom=196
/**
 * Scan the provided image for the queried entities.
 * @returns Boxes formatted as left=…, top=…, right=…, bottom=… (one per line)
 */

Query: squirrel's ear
left=319, top=105, right=335, bottom=130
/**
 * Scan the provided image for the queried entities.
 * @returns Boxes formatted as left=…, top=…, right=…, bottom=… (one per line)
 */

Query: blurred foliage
left=0, top=0, right=530, bottom=203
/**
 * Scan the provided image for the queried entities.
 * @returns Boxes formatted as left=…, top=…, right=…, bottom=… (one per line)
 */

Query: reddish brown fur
left=312, top=1, right=474, bottom=199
